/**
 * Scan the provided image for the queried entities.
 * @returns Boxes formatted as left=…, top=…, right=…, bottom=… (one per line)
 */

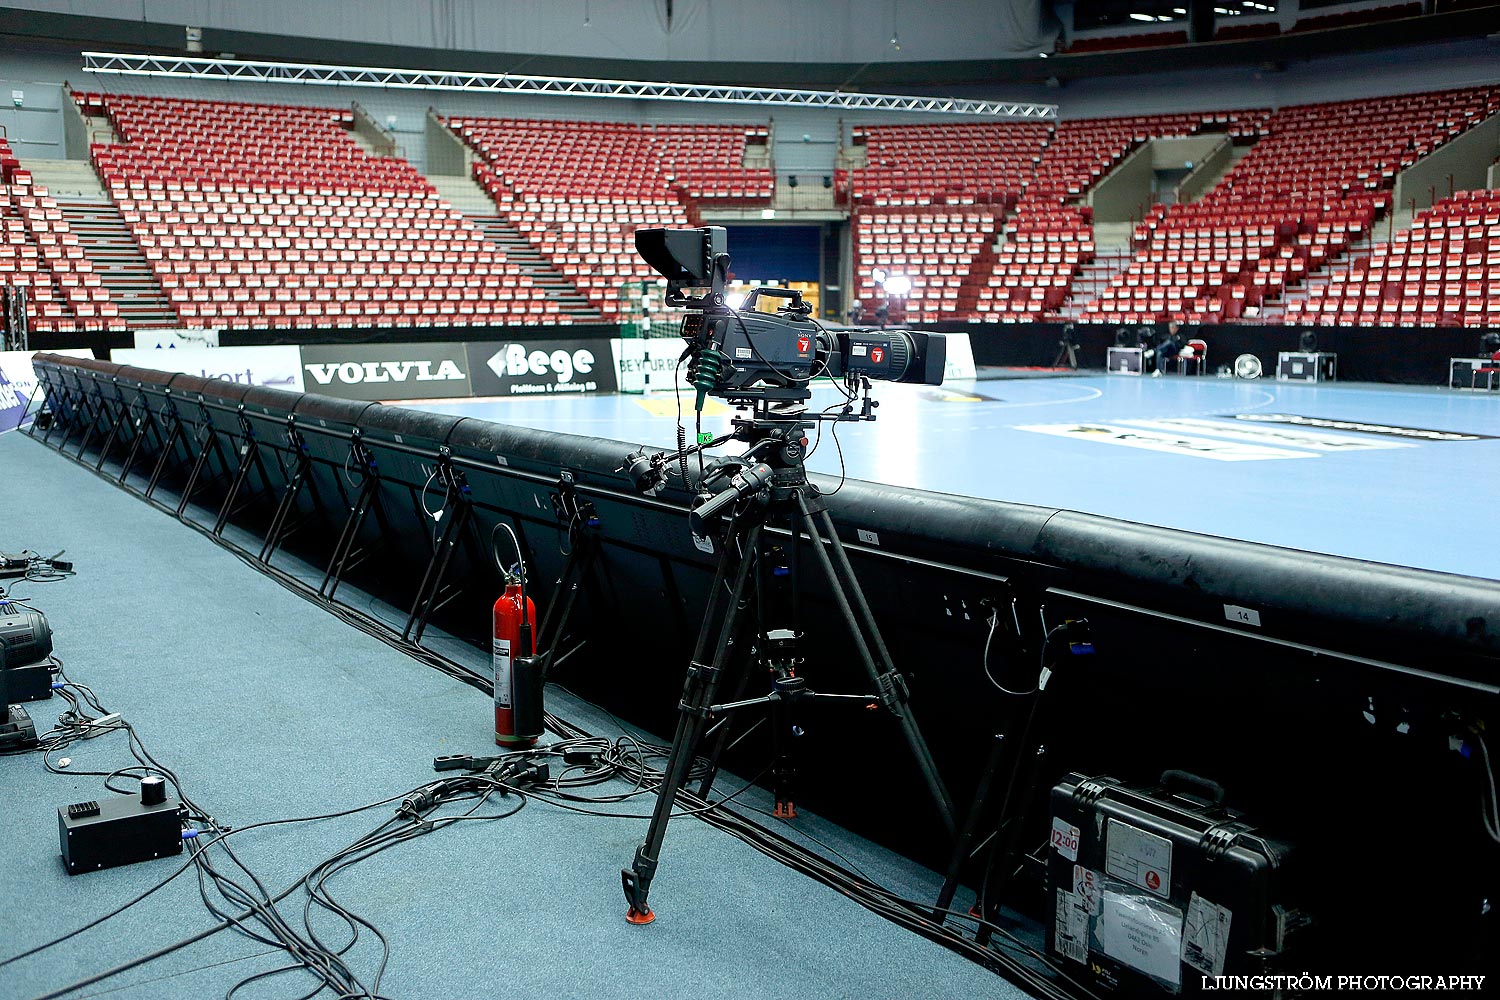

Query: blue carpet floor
left=0, top=430, right=1025, bottom=1000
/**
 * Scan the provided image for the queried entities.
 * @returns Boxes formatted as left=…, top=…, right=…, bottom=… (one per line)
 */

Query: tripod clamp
left=677, top=659, right=722, bottom=719
left=875, top=670, right=912, bottom=719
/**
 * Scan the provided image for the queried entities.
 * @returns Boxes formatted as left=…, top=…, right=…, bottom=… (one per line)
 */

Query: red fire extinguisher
left=494, top=570, right=539, bottom=748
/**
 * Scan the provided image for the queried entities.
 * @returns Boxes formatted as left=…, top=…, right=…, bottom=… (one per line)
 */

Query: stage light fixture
left=0, top=604, right=52, bottom=670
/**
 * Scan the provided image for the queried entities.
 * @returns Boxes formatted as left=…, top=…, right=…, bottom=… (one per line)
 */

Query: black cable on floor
left=19, top=430, right=1092, bottom=999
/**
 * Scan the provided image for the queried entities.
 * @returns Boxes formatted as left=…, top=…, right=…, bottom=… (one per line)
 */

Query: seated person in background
left=1150, top=320, right=1188, bottom=377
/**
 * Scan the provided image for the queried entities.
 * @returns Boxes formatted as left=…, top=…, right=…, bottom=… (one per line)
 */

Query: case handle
left=1160, top=769, right=1226, bottom=807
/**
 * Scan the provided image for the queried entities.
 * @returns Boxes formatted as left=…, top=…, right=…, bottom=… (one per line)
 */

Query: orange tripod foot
left=625, top=906, right=656, bottom=925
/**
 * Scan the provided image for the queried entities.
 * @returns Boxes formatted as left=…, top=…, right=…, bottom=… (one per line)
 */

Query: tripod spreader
left=707, top=686, right=879, bottom=715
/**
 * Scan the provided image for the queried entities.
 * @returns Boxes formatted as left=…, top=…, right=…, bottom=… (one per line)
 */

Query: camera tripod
left=621, top=415, right=957, bottom=924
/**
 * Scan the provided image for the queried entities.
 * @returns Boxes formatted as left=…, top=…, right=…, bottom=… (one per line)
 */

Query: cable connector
left=398, top=787, right=440, bottom=818
left=563, top=747, right=602, bottom=766
left=1063, top=618, right=1095, bottom=656
left=506, top=761, right=550, bottom=788
left=433, top=753, right=503, bottom=773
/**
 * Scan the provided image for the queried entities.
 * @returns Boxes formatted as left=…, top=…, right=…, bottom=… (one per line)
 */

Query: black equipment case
left=1045, top=771, right=1306, bottom=995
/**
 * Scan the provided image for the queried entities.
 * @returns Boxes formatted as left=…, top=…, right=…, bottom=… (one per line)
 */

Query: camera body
left=636, top=226, right=946, bottom=407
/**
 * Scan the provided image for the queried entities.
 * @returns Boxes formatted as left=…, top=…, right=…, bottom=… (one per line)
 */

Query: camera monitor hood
left=635, top=226, right=728, bottom=306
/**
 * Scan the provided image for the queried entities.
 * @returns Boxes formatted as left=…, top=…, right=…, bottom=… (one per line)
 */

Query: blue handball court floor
left=406, top=372, right=1500, bottom=582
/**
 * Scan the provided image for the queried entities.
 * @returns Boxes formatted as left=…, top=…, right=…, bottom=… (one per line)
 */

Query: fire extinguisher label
left=493, top=638, right=513, bottom=708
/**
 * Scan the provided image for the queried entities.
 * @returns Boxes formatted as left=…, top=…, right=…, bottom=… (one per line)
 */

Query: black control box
left=5, top=661, right=53, bottom=702
left=59, top=781, right=183, bottom=875
left=0, top=703, right=37, bottom=749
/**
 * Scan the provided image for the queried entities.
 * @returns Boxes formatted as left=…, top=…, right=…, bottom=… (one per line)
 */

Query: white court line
left=1234, top=388, right=1278, bottom=412
left=1120, top=417, right=1415, bottom=451
left=1017, top=422, right=1318, bottom=461
left=986, top=384, right=1105, bottom=408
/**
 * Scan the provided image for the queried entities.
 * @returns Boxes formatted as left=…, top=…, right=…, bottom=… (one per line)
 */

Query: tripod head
left=687, top=418, right=818, bottom=533
left=620, top=378, right=877, bottom=502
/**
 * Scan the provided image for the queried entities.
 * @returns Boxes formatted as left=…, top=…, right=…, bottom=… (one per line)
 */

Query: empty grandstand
left=2, top=6, right=1499, bottom=999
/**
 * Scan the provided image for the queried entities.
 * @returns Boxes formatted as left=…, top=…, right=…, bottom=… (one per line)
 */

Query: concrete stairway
left=1091, top=221, right=1138, bottom=252
left=429, top=173, right=604, bottom=321
left=17, top=159, right=106, bottom=199
left=467, top=214, right=604, bottom=321
left=1177, top=145, right=1251, bottom=204
left=1057, top=249, right=1137, bottom=319
left=429, top=174, right=501, bottom=216
left=743, top=142, right=772, bottom=170
left=57, top=199, right=176, bottom=330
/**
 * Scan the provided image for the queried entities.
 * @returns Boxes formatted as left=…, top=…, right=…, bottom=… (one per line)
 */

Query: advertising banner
left=611, top=338, right=692, bottom=394
left=0, top=349, right=93, bottom=433
left=943, top=331, right=977, bottom=381
left=466, top=340, right=617, bottom=397
left=0, top=365, right=26, bottom=434
left=298, top=343, right=471, bottom=401
left=131, top=328, right=221, bottom=350
left=112, top=346, right=305, bottom=392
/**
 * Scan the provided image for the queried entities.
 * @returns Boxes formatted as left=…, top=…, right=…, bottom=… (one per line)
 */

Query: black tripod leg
left=934, top=733, right=1007, bottom=921
left=622, top=520, right=762, bottom=924
left=692, top=508, right=771, bottom=798
left=799, top=497, right=957, bottom=834
left=691, top=601, right=763, bottom=799
left=975, top=743, right=1048, bottom=946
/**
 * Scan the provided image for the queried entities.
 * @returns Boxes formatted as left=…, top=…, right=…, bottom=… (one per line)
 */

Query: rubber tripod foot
left=625, top=906, right=657, bottom=925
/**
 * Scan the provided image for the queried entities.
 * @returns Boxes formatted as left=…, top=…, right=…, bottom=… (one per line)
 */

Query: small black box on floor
left=1448, top=358, right=1500, bottom=391
left=1046, top=772, right=1305, bottom=994
left=59, top=780, right=183, bottom=875
left=4, top=662, right=53, bottom=702
left=1107, top=346, right=1144, bottom=375
left=0, top=703, right=36, bottom=749
left=1276, top=352, right=1336, bottom=382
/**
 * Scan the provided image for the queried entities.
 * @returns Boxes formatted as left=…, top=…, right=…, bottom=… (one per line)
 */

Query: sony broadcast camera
left=633, top=226, right=947, bottom=412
